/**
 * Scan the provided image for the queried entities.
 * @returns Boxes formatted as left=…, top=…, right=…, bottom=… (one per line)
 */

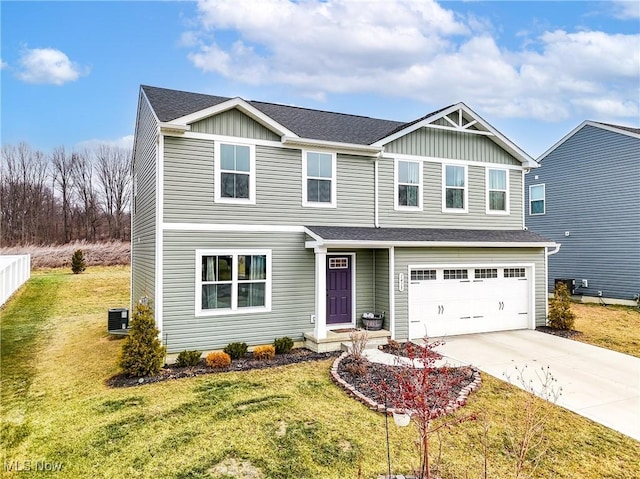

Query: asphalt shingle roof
left=594, top=122, right=640, bottom=135
left=305, top=226, right=553, bottom=244
left=142, top=85, right=408, bottom=145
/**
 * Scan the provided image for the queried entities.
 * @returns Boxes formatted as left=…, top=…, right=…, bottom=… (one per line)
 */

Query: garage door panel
left=408, top=266, right=531, bottom=339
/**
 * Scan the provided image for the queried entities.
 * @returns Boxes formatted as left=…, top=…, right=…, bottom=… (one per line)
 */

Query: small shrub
left=223, top=342, right=248, bottom=360
left=175, top=350, right=202, bottom=367
left=206, top=351, right=231, bottom=369
left=119, top=301, right=166, bottom=377
left=548, top=282, right=576, bottom=330
left=253, top=345, right=275, bottom=361
left=386, top=339, right=402, bottom=355
left=343, top=358, right=368, bottom=377
left=273, top=336, right=294, bottom=355
left=71, top=249, right=86, bottom=274
left=349, top=330, right=369, bottom=360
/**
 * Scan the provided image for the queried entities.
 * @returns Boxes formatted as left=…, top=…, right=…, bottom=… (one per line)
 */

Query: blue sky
left=1, top=0, right=639, bottom=157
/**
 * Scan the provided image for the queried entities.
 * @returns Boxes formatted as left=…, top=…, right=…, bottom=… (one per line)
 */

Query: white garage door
left=409, top=266, right=530, bottom=339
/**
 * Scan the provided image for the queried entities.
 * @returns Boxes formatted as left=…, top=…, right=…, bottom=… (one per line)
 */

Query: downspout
left=544, top=243, right=561, bottom=324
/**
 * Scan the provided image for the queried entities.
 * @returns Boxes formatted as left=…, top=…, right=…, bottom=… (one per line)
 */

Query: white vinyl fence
left=0, top=255, right=31, bottom=306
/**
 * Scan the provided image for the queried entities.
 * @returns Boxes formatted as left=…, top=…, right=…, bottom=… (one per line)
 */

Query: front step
left=304, top=329, right=391, bottom=353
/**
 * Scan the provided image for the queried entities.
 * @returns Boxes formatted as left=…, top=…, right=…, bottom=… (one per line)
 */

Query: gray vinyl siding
left=392, top=247, right=547, bottom=340
left=378, top=159, right=523, bottom=229
left=385, top=128, right=521, bottom=165
left=525, top=126, right=640, bottom=301
left=131, top=93, right=157, bottom=306
left=163, top=137, right=376, bottom=226
left=162, top=230, right=316, bottom=353
left=190, top=108, right=280, bottom=141
left=374, top=249, right=390, bottom=329
left=353, top=249, right=374, bottom=321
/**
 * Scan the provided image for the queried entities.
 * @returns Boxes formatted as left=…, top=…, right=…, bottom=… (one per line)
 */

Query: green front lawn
left=1, top=267, right=638, bottom=478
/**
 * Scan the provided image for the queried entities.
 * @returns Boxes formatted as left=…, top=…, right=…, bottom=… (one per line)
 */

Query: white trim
left=374, top=154, right=380, bottom=227
left=155, top=131, right=164, bottom=337
left=164, top=130, right=284, bottom=149
left=442, top=163, right=468, bottom=214
left=164, top=223, right=304, bottom=233
left=159, top=122, right=190, bottom=134
left=325, top=252, right=357, bottom=330
left=305, top=239, right=557, bottom=249
left=383, top=152, right=524, bottom=171
left=195, top=249, right=272, bottom=317
left=389, top=247, right=395, bottom=340
left=394, top=158, right=423, bottom=211
left=214, top=140, right=256, bottom=205
left=314, top=247, right=327, bottom=340
left=283, top=136, right=382, bottom=156
left=169, top=97, right=298, bottom=138
left=538, top=120, right=640, bottom=163
left=302, top=150, right=337, bottom=208
left=485, top=167, right=510, bottom=215
left=529, top=184, right=546, bottom=215
left=521, top=170, right=526, bottom=229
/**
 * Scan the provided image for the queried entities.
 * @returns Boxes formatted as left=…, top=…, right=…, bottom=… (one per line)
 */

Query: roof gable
left=140, top=85, right=534, bottom=166
left=538, top=120, right=640, bottom=162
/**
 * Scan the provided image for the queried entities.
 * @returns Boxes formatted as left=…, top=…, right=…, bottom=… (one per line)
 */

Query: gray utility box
left=108, top=308, right=129, bottom=332
left=554, top=278, right=575, bottom=295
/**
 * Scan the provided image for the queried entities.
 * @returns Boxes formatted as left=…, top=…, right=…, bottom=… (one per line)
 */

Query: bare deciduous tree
left=95, top=146, right=131, bottom=240
left=51, top=147, right=76, bottom=243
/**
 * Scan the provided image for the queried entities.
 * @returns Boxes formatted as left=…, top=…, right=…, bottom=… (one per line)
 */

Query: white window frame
left=302, top=150, right=337, bottom=208
left=442, top=164, right=468, bottom=213
left=529, top=184, right=545, bottom=215
left=195, top=249, right=272, bottom=317
left=214, top=141, right=256, bottom=204
left=486, top=167, right=510, bottom=215
left=394, top=159, right=423, bottom=211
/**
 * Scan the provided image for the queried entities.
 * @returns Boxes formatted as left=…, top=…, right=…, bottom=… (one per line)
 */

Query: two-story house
left=525, top=121, right=640, bottom=306
left=131, top=85, right=556, bottom=354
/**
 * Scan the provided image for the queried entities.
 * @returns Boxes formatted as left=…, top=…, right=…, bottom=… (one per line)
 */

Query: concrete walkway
left=425, top=330, right=640, bottom=441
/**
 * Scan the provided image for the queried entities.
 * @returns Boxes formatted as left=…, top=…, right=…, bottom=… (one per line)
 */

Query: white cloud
left=611, top=0, right=640, bottom=19
left=0, top=58, right=8, bottom=70
left=17, top=47, right=88, bottom=85
left=76, top=135, right=134, bottom=151
left=185, top=0, right=640, bottom=123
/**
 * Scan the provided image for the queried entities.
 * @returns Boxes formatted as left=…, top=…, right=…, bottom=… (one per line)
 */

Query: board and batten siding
left=162, top=137, right=376, bottom=226
left=525, top=125, right=640, bottom=301
left=385, top=127, right=521, bottom=165
left=378, top=159, right=523, bottom=229
left=131, top=93, right=157, bottom=305
left=190, top=108, right=281, bottom=141
left=392, top=247, right=547, bottom=341
left=162, top=230, right=316, bottom=352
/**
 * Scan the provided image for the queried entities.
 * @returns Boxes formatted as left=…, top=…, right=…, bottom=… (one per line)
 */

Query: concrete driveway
left=432, top=330, right=640, bottom=441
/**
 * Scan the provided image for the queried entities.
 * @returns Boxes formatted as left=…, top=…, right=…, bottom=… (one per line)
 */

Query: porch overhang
left=304, top=226, right=557, bottom=249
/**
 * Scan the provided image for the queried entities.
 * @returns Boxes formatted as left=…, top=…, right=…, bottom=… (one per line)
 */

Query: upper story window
left=214, top=142, right=256, bottom=204
left=196, top=249, right=271, bottom=316
left=443, top=164, right=467, bottom=213
left=303, top=151, right=336, bottom=208
left=487, top=168, right=509, bottom=214
left=395, top=160, right=422, bottom=210
left=529, top=184, right=545, bottom=215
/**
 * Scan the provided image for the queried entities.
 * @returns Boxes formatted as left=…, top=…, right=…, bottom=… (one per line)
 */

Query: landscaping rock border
left=330, top=352, right=482, bottom=418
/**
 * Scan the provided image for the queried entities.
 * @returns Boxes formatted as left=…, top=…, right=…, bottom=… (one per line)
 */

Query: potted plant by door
left=361, top=312, right=385, bottom=331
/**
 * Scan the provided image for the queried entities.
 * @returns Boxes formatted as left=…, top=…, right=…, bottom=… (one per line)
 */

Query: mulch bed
left=536, top=326, right=583, bottom=339
left=336, top=355, right=478, bottom=411
left=107, top=348, right=340, bottom=388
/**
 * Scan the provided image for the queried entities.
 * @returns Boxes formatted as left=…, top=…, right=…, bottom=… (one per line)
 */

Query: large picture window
left=214, top=142, right=256, bottom=204
left=395, top=160, right=422, bottom=209
left=196, top=250, right=271, bottom=315
left=303, top=151, right=336, bottom=207
left=529, top=184, right=545, bottom=215
left=443, top=164, right=467, bottom=212
left=487, top=168, right=509, bottom=213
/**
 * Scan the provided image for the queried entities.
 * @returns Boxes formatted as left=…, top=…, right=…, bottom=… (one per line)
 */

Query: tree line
left=1, top=142, right=131, bottom=246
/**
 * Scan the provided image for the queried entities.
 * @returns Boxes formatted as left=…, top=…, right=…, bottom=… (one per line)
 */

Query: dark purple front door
left=326, top=256, right=352, bottom=324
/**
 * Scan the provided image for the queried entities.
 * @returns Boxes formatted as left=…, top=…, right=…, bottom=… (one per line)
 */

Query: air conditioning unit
left=554, top=278, right=575, bottom=295
left=108, top=308, right=129, bottom=333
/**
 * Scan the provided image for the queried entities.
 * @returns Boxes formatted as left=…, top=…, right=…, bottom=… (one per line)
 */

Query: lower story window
left=197, top=249, right=271, bottom=315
